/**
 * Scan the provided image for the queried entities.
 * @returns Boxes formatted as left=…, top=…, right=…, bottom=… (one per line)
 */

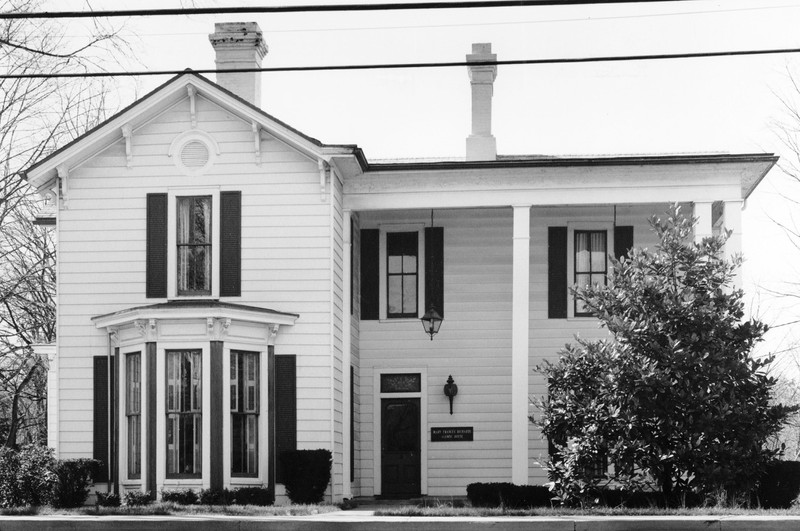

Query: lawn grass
left=0, top=502, right=339, bottom=517
left=374, top=505, right=800, bottom=517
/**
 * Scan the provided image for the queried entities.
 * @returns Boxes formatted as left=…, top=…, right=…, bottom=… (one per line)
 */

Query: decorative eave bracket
left=318, top=159, right=328, bottom=201
left=57, top=165, right=69, bottom=208
left=252, top=121, right=261, bottom=165
left=121, top=123, right=133, bottom=167
left=187, top=85, right=197, bottom=128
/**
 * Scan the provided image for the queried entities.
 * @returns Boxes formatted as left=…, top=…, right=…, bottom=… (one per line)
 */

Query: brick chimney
left=466, top=43, right=497, bottom=161
left=209, top=22, right=268, bottom=107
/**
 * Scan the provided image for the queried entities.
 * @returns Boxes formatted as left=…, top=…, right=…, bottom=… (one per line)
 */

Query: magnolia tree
left=536, top=206, right=794, bottom=506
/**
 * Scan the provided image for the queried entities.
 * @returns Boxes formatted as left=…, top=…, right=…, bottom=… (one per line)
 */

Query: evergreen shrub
left=96, top=492, right=121, bottom=507
left=466, top=482, right=552, bottom=508
left=755, top=460, right=800, bottom=508
left=233, top=486, right=272, bottom=506
left=0, top=445, right=55, bottom=507
left=50, top=458, right=101, bottom=508
left=123, top=490, right=152, bottom=506
left=281, top=449, right=332, bottom=504
left=161, top=488, right=198, bottom=505
left=198, top=488, right=233, bottom=505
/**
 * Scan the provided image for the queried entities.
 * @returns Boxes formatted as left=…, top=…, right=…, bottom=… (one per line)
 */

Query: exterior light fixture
left=421, top=305, right=443, bottom=340
left=443, top=375, right=458, bottom=415
left=420, top=209, right=443, bottom=340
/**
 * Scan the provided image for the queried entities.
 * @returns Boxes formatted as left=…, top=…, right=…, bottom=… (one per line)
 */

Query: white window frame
left=223, top=342, right=268, bottom=487
left=157, top=341, right=211, bottom=489
left=378, top=224, right=425, bottom=321
left=120, top=345, right=144, bottom=486
left=566, top=222, right=614, bottom=320
left=167, top=188, right=221, bottom=300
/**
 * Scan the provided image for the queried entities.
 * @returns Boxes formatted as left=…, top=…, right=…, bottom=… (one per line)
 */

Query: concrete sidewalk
left=1, top=512, right=800, bottom=531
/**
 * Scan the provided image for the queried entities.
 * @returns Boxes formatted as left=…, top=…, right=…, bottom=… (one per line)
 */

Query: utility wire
left=0, top=0, right=704, bottom=20
left=2, top=46, right=800, bottom=79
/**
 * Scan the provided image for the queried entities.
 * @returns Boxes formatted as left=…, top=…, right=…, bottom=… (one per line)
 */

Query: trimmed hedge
left=124, top=490, right=152, bottom=506
left=281, top=449, right=332, bottom=504
left=755, top=460, right=800, bottom=509
left=161, top=488, right=199, bottom=505
left=96, top=492, right=121, bottom=507
left=466, top=483, right=552, bottom=508
left=233, top=486, right=272, bottom=506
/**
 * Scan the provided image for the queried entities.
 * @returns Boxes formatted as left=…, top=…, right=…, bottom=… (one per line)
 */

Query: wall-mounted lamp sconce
left=443, top=375, right=458, bottom=415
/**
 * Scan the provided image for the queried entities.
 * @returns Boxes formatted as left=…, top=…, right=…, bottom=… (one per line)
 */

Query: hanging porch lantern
left=420, top=305, right=443, bottom=340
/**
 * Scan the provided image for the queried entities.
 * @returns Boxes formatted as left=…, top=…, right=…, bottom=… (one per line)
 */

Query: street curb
left=1, top=515, right=800, bottom=531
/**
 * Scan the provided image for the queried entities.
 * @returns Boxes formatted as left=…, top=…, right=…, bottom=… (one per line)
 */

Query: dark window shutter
left=220, top=191, right=242, bottom=296
left=360, top=229, right=379, bottom=320
left=93, top=356, right=109, bottom=482
left=548, top=227, right=568, bottom=319
left=146, top=193, right=168, bottom=298
left=275, top=355, right=296, bottom=484
left=424, top=227, right=444, bottom=317
left=350, top=365, right=355, bottom=481
left=614, top=226, right=634, bottom=260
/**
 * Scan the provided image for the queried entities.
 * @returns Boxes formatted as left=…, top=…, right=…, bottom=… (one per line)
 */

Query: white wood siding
left=56, top=96, right=334, bottom=470
left=357, top=203, right=667, bottom=496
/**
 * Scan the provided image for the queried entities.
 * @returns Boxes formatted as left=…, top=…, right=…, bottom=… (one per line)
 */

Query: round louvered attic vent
left=169, top=130, right=219, bottom=176
left=181, top=140, right=210, bottom=168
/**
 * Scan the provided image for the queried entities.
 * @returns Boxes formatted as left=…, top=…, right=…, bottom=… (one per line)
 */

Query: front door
left=381, top=398, right=421, bottom=498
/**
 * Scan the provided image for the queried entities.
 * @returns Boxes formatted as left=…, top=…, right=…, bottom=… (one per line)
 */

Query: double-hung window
left=230, top=350, right=259, bottom=477
left=386, top=232, right=419, bottom=318
left=177, top=196, right=212, bottom=296
left=126, top=352, right=141, bottom=479
left=166, top=349, right=202, bottom=478
left=574, top=230, right=607, bottom=316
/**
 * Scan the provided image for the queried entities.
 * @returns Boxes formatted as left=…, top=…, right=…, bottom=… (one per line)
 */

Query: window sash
left=231, top=350, right=259, bottom=477
left=574, top=230, right=607, bottom=316
left=125, top=352, right=141, bottom=478
left=166, top=350, right=202, bottom=478
left=177, top=196, right=212, bottom=295
left=386, top=232, right=419, bottom=318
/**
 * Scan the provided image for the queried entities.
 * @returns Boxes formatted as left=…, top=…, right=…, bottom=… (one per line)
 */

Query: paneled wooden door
left=381, top=398, right=421, bottom=498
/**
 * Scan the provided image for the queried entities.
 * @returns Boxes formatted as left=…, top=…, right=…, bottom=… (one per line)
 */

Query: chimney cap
left=209, top=22, right=267, bottom=56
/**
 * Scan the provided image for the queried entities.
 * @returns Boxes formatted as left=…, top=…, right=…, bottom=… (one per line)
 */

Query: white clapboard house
left=24, top=23, right=776, bottom=502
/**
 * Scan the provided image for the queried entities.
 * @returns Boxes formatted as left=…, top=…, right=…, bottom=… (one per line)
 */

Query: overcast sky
left=53, top=0, right=800, bottom=373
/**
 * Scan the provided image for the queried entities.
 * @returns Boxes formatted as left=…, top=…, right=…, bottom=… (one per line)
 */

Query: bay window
left=231, top=350, right=259, bottom=477
left=166, top=349, right=202, bottom=478
left=126, top=352, right=141, bottom=479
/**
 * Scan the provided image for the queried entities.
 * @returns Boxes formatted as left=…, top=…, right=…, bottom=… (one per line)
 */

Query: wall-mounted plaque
left=431, top=427, right=473, bottom=442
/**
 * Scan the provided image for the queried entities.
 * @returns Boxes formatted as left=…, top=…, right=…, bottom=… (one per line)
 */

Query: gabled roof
left=23, top=70, right=366, bottom=192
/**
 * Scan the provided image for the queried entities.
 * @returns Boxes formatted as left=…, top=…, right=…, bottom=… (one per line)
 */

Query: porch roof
left=343, top=152, right=777, bottom=211
left=91, top=300, right=299, bottom=330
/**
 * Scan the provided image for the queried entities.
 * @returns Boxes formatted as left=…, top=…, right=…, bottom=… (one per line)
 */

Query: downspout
left=107, top=331, right=113, bottom=494
left=325, top=160, right=337, bottom=501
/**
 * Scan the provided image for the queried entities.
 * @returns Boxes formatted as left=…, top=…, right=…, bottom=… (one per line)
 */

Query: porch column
left=511, top=205, right=530, bottom=484
left=694, top=201, right=713, bottom=243
left=342, top=210, right=353, bottom=498
left=723, top=200, right=744, bottom=288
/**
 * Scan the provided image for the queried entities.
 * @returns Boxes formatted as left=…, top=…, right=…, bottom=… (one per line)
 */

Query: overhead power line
left=0, top=0, right=702, bottom=20
left=2, top=46, right=800, bottom=79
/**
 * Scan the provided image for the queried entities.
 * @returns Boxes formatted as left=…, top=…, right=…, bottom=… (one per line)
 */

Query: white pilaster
left=342, top=210, right=353, bottom=498
left=511, top=205, right=530, bottom=484
left=723, top=200, right=744, bottom=288
left=694, top=201, right=713, bottom=243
